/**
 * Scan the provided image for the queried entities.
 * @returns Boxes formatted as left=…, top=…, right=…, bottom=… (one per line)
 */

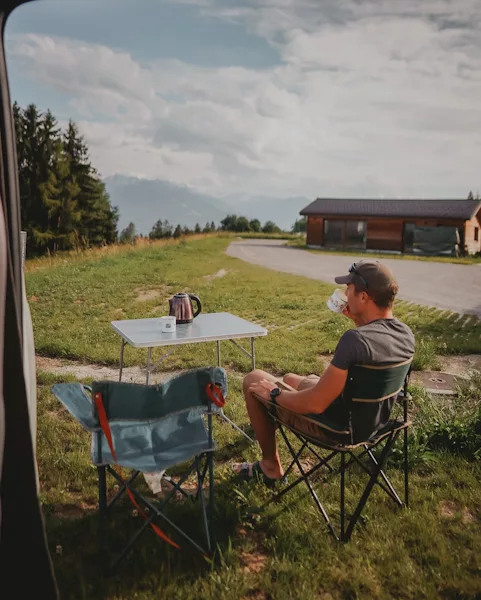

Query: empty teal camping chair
left=51, top=366, right=227, bottom=567
left=254, top=359, right=413, bottom=542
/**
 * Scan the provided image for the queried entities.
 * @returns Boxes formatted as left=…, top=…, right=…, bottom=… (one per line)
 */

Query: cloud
left=6, top=0, right=481, bottom=198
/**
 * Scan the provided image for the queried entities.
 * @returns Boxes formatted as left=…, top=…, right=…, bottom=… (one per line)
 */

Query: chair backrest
left=51, top=383, right=97, bottom=431
left=91, top=366, right=227, bottom=424
left=343, top=359, right=412, bottom=443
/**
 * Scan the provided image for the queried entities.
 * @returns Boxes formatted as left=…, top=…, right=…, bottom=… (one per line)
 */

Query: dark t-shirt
left=331, top=318, right=415, bottom=370
left=314, top=319, right=415, bottom=440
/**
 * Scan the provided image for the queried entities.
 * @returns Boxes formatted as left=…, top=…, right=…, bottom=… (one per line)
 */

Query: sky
left=5, top=0, right=481, bottom=200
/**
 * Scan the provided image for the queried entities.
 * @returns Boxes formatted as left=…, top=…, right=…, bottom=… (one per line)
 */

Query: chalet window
left=323, top=220, right=366, bottom=248
left=345, top=220, right=366, bottom=248
left=323, top=220, right=343, bottom=246
left=403, top=223, right=415, bottom=253
left=475, top=227, right=479, bottom=242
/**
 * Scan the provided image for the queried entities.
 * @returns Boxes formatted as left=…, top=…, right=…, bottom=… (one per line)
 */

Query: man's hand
left=249, top=379, right=278, bottom=401
left=342, top=303, right=354, bottom=320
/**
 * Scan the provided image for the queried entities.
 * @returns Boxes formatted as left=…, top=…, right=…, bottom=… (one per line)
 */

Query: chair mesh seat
left=91, top=409, right=213, bottom=473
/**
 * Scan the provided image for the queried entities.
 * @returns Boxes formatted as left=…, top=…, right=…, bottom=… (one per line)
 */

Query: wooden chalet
left=300, top=198, right=481, bottom=254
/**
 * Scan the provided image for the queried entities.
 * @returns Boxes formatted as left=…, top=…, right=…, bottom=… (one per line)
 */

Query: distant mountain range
left=103, top=175, right=310, bottom=234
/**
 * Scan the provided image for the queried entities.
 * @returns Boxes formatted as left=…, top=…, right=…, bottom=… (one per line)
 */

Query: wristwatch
left=270, top=387, right=282, bottom=404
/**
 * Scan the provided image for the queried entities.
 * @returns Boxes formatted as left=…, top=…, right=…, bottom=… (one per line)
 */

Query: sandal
left=233, top=461, right=287, bottom=488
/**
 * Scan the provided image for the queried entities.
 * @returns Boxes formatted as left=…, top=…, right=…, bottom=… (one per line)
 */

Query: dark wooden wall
left=366, top=219, right=403, bottom=251
left=306, top=216, right=324, bottom=246
left=305, top=215, right=469, bottom=252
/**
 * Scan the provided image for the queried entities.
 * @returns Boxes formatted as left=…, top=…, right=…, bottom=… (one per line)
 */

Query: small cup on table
left=159, top=316, right=176, bottom=333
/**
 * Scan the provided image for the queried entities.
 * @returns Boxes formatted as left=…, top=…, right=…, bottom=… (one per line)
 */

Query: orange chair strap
left=205, top=383, right=225, bottom=408
left=93, top=392, right=180, bottom=549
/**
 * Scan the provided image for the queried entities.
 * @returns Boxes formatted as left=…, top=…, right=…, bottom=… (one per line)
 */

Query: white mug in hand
left=326, top=289, right=348, bottom=313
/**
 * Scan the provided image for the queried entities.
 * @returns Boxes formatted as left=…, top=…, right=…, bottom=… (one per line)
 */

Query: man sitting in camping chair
left=233, top=260, right=415, bottom=485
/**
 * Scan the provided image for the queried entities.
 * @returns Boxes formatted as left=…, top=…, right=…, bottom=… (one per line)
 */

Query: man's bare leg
left=238, top=369, right=284, bottom=479
left=235, top=370, right=320, bottom=479
left=282, top=373, right=305, bottom=390
left=283, top=373, right=319, bottom=390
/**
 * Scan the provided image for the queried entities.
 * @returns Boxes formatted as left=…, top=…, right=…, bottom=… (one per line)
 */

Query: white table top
left=111, top=312, right=267, bottom=348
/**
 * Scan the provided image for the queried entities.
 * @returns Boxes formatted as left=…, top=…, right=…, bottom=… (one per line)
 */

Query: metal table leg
left=251, top=336, right=255, bottom=370
left=146, top=347, right=152, bottom=385
left=119, top=339, right=126, bottom=382
left=216, top=337, right=256, bottom=444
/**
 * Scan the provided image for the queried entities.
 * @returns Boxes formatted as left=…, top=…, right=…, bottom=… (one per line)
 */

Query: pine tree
left=38, top=110, right=77, bottom=252
left=163, top=220, right=173, bottom=238
left=173, top=224, right=182, bottom=238
left=62, top=121, right=118, bottom=247
left=19, top=104, right=42, bottom=248
left=18, top=105, right=65, bottom=253
left=13, top=104, right=119, bottom=255
left=149, top=219, right=163, bottom=240
left=119, top=222, right=136, bottom=244
left=149, top=219, right=174, bottom=239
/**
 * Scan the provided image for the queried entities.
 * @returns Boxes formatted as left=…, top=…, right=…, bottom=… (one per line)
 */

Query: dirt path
left=36, top=356, right=181, bottom=385
left=37, top=354, right=481, bottom=385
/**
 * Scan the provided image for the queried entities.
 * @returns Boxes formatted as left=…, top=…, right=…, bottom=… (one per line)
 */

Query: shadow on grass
left=44, top=474, right=246, bottom=600
left=214, top=425, right=256, bottom=462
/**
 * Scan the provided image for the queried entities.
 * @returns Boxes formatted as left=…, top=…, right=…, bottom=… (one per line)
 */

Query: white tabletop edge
left=111, top=327, right=267, bottom=348
left=111, top=313, right=268, bottom=348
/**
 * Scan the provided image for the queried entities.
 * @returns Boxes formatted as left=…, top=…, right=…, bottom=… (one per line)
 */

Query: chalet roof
left=300, top=198, right=481, bottom=220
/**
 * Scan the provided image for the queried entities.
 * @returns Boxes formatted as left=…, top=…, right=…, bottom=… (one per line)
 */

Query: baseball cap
left=334, top=260, right=398, bottom=293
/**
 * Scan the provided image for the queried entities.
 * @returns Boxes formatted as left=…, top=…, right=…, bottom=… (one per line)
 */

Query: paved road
left=227, top=240, right=481, bottom=317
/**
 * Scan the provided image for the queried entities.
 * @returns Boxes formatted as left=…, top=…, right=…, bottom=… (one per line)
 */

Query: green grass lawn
left=26, top=236, right=481, bottom=370
left=29, top=237, right=481, bottom=599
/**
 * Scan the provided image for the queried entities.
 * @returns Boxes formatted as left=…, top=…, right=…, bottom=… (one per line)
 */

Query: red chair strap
left=205, top=383, right=225, bottom=408
left=93, top=392, right=180, bottom=549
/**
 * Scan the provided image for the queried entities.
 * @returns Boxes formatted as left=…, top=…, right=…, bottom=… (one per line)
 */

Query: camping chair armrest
left=51, top=383, right=98, bottom=431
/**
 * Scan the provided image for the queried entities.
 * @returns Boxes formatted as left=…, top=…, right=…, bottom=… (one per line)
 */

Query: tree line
left=218, top=214, right=305, bottom=234
left=14, top=102, right=118, bottom=255
left=118, top=220, right=219, bottom=243
left=219, top=214, right=281, bottom=234
left=118, top=213, right=301, bottom=244
left=14, top=103, right=305, bottom=254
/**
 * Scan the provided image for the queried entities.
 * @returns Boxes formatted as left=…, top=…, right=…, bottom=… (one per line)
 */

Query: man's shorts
left=259, top=376, right=348, bottom=445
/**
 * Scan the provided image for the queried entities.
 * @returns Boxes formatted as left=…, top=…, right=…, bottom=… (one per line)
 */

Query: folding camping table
left=111, top=312, right=268, bottom=441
